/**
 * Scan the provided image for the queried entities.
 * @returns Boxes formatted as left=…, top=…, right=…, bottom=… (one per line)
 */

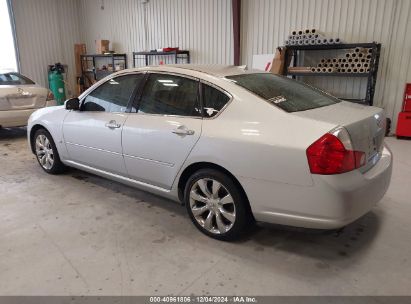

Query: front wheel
left=34, top=129, right=66, bottom=174
left=184, top=169, right=252, bottom=241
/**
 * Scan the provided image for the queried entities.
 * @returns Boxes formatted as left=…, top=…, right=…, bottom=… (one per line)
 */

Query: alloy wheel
left=35, top=134, right=54, bottom=170
left=189, top=178, right=236, bottom=234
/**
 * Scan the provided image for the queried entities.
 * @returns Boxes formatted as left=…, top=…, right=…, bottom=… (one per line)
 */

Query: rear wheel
left=184, top=169, right=251, bottom=241
left=34, top=129, right=66, bottom=174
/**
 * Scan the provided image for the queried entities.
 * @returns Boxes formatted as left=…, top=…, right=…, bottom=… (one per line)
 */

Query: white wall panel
left=78, top=0, right=234, bottom=68
left=11, top=0, right=81, bottom=93
left=241, top=0, right=411, bottom=129
left=380, top=0, right=411, bottom=129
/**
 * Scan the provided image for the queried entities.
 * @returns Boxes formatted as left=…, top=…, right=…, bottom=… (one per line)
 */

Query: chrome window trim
left=145, top=70, right=199, bottom=81
left=78, top=70, right=234, bottom=119
left=200, top=80, right=234, bottom=120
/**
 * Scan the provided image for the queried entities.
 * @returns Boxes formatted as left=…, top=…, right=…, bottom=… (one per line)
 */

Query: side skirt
left=64, top=160, right=179, bottom=202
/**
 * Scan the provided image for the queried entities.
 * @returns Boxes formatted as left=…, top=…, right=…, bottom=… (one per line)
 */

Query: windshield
left=226, top=73, right=340, bottom=112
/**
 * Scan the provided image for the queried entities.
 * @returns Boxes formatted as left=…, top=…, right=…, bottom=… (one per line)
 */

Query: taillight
left=306, top=127, right=366, bottom=175
left=47, top=91, right=54, bottom=101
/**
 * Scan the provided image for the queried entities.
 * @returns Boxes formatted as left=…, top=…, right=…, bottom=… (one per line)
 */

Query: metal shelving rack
left=132, top=50, right=190, bottom=67
left=80, top=53, right=127, bottom=89
left=284, top=42, right=381, bottom=105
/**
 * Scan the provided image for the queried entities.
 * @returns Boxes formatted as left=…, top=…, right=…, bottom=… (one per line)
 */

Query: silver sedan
left=27, top=65, right=392, bottom=240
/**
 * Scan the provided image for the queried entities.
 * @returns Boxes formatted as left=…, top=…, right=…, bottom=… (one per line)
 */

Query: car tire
left=33, top=128, right=66, bottom=174
left=184, top=169, right=252, bottom=241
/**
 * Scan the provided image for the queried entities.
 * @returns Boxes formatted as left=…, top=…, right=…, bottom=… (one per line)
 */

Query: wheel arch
left=177, top=161, right=254, bottom=219
left=29, top=124, right=48, bottom=153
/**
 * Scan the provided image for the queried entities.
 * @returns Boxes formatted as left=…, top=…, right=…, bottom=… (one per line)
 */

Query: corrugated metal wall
left=11, top=0, right=81, bottom=93
left=78, top=0, right=234, bottom=68
left=241, top=0, right=411, bottom=128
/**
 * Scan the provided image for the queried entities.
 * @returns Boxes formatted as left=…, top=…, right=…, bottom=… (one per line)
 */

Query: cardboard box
left=270, top=47, right=286, bottom=75
left=96, top=40, right=110, bottom=54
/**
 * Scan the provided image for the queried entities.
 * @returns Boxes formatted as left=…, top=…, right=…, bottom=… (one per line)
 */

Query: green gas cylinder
left=48, top=63, right=66, bottom=105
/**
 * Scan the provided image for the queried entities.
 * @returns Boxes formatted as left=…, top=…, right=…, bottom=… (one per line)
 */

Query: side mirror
left=65, top=98, right=80, bottom=110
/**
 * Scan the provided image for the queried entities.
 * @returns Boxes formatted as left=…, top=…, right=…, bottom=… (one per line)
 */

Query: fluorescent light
left=163, top=83, right=178, bottom=87
left=158, top=80, right=173, bottom=83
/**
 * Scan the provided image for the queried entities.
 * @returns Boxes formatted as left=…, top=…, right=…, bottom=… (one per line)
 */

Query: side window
left=0, top=74, right=8, bottom=84
left=202, top=84, right=230, bottom=117
left=9, top=74, right=25, bottom=84
left=138, top=74, right=200, bottom=117
left=82, top=74, right=144, bottom=112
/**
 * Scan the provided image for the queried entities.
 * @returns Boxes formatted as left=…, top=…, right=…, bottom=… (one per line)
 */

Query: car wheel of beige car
left=34, top=129, right=66, bottom=174
left=185, top=169, right=251, bottom=241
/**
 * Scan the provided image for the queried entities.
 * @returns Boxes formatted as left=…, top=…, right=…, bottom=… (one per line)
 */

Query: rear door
left=63, top=73, right=145, bottom=175
left=122, top=73, right=202, bottom=189
left=0, top=73, right=47, bottom=111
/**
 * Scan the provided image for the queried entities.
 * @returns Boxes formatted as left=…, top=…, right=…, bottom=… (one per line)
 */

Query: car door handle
left=105, top=120, right=121, bottom=129
left=172, top=126, right=195, bottom=136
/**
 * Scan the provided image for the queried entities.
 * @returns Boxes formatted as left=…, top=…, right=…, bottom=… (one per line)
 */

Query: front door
left=122, top=73, right=202, bottom=189
left=63, top=74, right=145, bottom=175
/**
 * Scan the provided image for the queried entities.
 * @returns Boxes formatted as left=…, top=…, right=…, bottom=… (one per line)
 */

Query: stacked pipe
left=288, top=48, right=373, bottom=74
left=330, top=47, right=373, bottom=73
left=285, top=29, right=342, bottom=46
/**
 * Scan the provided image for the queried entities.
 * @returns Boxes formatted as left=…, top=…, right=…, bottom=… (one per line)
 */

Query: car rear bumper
left=0, top=101, right=56, bottom=128
left=0, top=108, right=37, bottom=127
left=240, top=145, right=393, bottom=229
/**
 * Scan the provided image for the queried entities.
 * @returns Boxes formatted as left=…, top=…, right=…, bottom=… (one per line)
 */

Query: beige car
left=0, top=72, right=56, bottom=128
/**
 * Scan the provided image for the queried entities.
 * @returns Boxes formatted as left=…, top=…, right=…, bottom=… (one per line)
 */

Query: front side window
left=226, top=73, right=340, bottom=112
left=138, top=74, right=200, bottom=117
left=82, top=74, right=144, bottom=112
left=202, top=84, right=230, bottom=117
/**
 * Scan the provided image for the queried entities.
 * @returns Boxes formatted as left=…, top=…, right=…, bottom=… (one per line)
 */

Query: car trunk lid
left=293, top=101, right=386, bottom=173
left=0, top=85, right=47, bottom=111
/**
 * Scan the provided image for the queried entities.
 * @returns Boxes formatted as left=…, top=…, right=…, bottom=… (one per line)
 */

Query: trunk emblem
left=17, top=87, right=31, bottom=96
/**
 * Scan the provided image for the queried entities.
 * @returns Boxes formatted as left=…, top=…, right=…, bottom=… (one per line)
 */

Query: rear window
left=226, top=73, right=340, bottom=112
left=0, top=73, right=35, bottom=85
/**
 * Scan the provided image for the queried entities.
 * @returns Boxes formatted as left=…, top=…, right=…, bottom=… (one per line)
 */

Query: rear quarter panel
left=182, top=85, right=338, bottom=187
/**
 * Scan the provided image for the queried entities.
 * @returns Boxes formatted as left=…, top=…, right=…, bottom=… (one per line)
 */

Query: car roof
left=118, top=64, right=265, bottom=78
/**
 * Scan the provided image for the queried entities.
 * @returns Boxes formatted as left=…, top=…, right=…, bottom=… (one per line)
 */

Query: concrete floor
left=0, top=127, right=410, bottom=296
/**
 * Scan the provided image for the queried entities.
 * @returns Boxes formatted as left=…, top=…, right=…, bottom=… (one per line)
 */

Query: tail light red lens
left=306, top=131, right=365, bottom=175
left=46, top=91, right=54, bottom=101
